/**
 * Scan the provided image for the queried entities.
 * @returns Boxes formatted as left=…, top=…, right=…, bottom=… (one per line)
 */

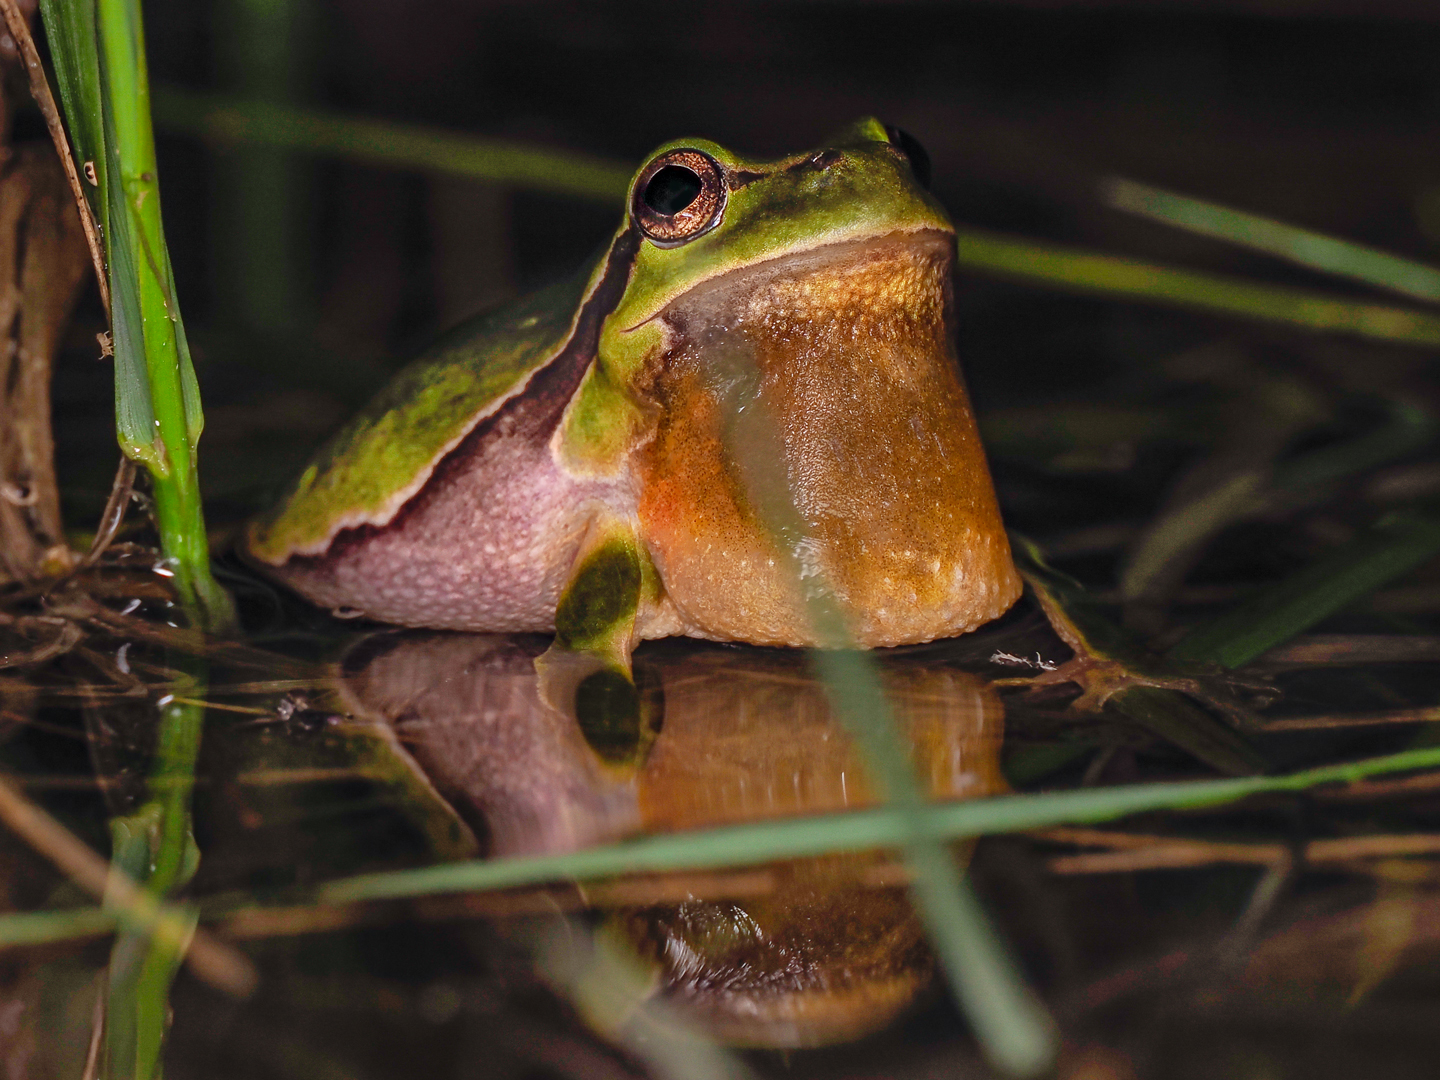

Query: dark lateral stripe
left=508, top=222, right=644, bottom=440
left=301, top=226, right=643, bottom=563
left=727, top=168, right=769, bottom=190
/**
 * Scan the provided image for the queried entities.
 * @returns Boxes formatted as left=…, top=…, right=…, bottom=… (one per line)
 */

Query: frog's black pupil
left=884, top=125, right=932, bottom=190
left=643, top=165, right=703, bottom=215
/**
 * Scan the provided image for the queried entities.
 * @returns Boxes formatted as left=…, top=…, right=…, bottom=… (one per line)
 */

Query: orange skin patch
left=636, top=233, right=1021, bottom=648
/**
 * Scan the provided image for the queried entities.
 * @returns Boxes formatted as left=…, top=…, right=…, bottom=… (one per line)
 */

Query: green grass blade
left=93, top=0, right=233, bottom=630
left=1270, top=402, right=1436, bottom=493
left=36, top=0, right=108, bottom=232
left=811, top=653, right=1058, bottom=1076
left=716, top=344, right=1057, bottom=1075
left=152, top=86, right=632, bottom=202
left=953, top=227, right=1440, bottom=347
left=316, top=743, right=1440, bottom=904
left=0, top=906, right=117, bottom=945
left=100, top=93, right=160, bottom=471
left=8, top=743, right=1440, bottom=952
left=1105, top=177, right=1440, bottom=304
left=1169, top=512, right=1440, bottom=669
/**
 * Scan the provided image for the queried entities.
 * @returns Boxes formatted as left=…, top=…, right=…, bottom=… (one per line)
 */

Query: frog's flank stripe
left=302, top=225, right=644, bottom=560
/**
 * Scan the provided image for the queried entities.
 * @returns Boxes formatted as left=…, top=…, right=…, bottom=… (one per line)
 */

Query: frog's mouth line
left=620, top=227, right=955, bottom=335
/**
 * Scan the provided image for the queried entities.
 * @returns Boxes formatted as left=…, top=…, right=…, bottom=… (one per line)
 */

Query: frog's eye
left=883, top=125, right=932, bottom=190
left=632, top=149, right=726, bottom=246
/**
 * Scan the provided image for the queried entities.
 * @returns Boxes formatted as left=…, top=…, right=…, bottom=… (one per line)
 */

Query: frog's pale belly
left=270, top=413, right=628, bottom=632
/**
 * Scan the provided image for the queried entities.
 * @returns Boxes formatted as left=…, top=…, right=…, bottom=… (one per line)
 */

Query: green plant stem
left=104, top=657, right=208, bottom=1080
left=94, top=2, right=233, bottom=631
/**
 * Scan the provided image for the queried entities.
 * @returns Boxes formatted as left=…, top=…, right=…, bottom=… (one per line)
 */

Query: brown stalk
left=1038, top=826, right=1440, bottom=874
left=1257, top=634, right=1440, bottom=667
left=0, top=147, right=86, bottom=583
left=1261, top=708, right=1440, bottom=732
left=0, top=0, right=107, bottom=312
left=82, top=455, right=136, bottom=565
left=0, top=4, right=142, bottom=571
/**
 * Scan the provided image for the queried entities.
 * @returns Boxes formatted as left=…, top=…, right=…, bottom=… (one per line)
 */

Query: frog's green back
left=246, top=268, right=595, bottom=564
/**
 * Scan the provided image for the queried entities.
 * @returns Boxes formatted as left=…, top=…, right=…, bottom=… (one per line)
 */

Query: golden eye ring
left=632, top=149, right=726, bottom=246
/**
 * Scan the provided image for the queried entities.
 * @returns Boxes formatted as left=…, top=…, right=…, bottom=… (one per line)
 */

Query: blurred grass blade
left=316, top=743, right=1440, bottom=903
left=212, top=0, right=315, bottom=336
left=1105, top=177, right=1440, bottom=304
left=149, top=88, right=1440, bottom=348
left=812, top=653, right=1058, bottom=1076
left=0, top=907, right=116, bottom=945
left=1271, top=402, right=1436, bottom=493
left=10, top=743, right=1440, bottom=951
left=152, top=86, right=632, bottom=202
left=717, top=345, right=1058, bottom=1076
left=1170, top=512, right=1440, bottom=670
left=953, top=228, right=1440, bottom=347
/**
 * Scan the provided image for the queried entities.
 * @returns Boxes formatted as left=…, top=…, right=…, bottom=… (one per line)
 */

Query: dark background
left=40, top=0, right=1440, bottom=546
left=15, top=5, right=1440, bottom=1078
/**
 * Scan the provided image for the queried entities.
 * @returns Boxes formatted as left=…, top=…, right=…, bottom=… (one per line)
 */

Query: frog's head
left=563, top=119, right=1021, bottom=648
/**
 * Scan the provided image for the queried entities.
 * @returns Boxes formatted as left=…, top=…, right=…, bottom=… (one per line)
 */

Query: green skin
left=243, top=119, right=1020, bottom=711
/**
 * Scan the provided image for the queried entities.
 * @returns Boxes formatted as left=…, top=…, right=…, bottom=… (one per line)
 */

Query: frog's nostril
left=809, top=149, right=842, bottom=170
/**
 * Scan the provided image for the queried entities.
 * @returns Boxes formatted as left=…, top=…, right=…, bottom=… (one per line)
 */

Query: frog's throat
left=633, top=229, right=1022, bottom=648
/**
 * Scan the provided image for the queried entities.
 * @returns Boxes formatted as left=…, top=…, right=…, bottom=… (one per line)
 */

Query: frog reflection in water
left=243, top=120, right=1021, bottom=699
left=340, top=633, right=1005, bottom=1048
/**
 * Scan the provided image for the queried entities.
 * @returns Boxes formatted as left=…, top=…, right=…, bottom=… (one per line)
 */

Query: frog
left=242, top=118, right=1022, bottom=689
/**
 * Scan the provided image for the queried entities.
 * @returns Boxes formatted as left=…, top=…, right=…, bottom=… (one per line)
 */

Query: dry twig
left=0, top=775, right=256, bottom=994
left=0, top=0, right=107, bottom=311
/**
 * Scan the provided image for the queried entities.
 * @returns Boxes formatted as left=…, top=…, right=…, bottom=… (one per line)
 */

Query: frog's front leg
left=536, top=514, right=664, bottom=766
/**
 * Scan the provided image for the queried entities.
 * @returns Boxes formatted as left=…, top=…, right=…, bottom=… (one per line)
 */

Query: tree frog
left=243, top=119, right=1021, bottom=679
